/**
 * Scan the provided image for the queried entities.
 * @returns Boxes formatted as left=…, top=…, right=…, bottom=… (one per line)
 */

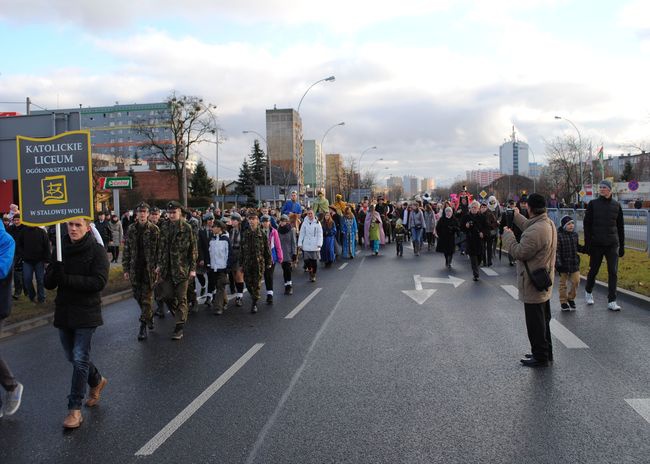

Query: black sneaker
left=138, top=323, right=147, bottom=341
left=214, top=306, right=223, bottom=315
left=155, top=306, right=165, bottom=318
left=561, top=303, right=570, bottom=311
left=147, top=319, right=154, bottom=330
left=568, top=300, right=576, bottom=309
left=266, top=294, right=273, bottom=305
left=284, top=286, right=290, bottom=295
left=235, top=297, right=243, bottom=307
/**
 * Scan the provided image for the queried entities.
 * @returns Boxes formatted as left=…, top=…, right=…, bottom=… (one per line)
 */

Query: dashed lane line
left=285, top=288, right=323, bottom=319
left=135, top=343, right=265, bottom=456
left=549, top=319, right=589, bottom=349
left=338, top=263, right=348, bottom=270
left=625, top=399, right=650, bottom=424
left=481, top=267, right=499, bottom=276
left=501, top=284, right=519, bottom=300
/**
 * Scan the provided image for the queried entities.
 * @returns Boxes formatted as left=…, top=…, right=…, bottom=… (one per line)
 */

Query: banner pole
left=56, top=223, right=62, bottom=262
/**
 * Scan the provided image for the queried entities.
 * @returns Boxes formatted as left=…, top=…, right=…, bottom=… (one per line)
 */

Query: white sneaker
left=585, top=292, right=595, bottom=305
left=3, top=382, right=23, bottom=416
left=607, top=301, right=621, bottom=312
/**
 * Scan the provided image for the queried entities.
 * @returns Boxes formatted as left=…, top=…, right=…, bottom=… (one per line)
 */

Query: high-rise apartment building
left=325, top=154, right=345, bottom=200
left=35, top=103, right=172, bottom=160
left=303, top=140, right=325, bottom=193
left=421, top=177, right=435, bottom=192
left=466, top=169, right=503, bottom=186
left=499, top=128, right=529, bottom=176
left=387, top=176, right=403, bottom=189
left=266, top=108, right=303, bottom=187
left=402, top=175, right=419, bottom=196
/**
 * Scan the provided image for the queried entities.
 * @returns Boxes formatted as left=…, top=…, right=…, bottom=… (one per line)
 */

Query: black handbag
left=523, top=261, right=552, bottom=291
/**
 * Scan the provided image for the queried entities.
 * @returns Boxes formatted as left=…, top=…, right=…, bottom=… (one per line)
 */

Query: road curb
left=0, top=289, right=133, bottom=340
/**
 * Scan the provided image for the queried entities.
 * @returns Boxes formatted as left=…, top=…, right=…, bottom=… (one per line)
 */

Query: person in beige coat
left=502, top=193, right=557, bottom=367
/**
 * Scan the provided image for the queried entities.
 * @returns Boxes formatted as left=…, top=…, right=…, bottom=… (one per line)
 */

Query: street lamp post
left=555, top=115, right=583, bottom=203
left=243, top=130, right=274, bottom=207
left=296, top=76, right=336, bottom=201
left=356, top=146, right=378, bottom=201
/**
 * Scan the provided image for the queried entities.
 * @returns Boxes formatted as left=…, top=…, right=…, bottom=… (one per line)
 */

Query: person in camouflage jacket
left=241, top=212, right=272, bottom=314
left=155, top=201, right=197, bottom=340
left=122, top=202, right=160, bottom=341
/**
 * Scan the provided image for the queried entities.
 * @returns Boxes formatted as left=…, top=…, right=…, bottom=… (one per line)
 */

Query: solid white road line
left=135, top=343, right=265, bottom=456
left=338, top=263, right=348, bottom=270
left=501, top=284, right=519, bottom=300
left=549, top=319, right=589, bottom=349
left=625, top=399, right=650, bottom=424
left=481, top=267, right=499, bottom=276
left=285, top=288, right=323, bottom=319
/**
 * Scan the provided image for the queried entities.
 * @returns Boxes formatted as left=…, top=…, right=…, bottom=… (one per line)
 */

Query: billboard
left=16, top=131, right=93, bottom=226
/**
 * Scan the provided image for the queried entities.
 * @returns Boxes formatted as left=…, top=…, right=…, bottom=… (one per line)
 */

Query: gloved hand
left=618, top=247, right=625, bottom=258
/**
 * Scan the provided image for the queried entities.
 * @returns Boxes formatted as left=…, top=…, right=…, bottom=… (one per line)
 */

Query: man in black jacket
left=583, top=179, right=625, bottom=311
left=44, top=217, right=110, bottom=429
left=16, top=224, right=51, bottom=304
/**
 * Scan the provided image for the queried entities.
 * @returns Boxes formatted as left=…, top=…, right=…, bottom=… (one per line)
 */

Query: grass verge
left=578, top=247, right=650, bottom=297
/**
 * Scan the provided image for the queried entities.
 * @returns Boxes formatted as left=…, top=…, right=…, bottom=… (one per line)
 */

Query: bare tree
left=339, top=156, right=359, bottom=201
left=134, top=91, right=216, bottom=205
left=544, top=135, right=591, bottom=204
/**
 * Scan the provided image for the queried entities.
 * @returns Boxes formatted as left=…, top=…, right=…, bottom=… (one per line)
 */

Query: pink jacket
left=268, top=227, right=284, bottom=264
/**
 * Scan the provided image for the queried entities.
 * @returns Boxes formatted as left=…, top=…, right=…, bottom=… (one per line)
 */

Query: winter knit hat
left=560, top=215, right=574, bottom=230
left=599, top=179, right=613, bottom=190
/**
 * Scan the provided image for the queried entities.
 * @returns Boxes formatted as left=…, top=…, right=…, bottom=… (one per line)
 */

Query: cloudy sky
left=1, top=0, right=649, bottom=186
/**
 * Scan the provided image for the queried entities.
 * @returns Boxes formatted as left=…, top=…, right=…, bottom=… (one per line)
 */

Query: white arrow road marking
left=501, top=284, right=519, bottom=300
left=135, top=343, right=264, bottom=456
left=625, top=399, right=650, bottom=424
left=481, top=267, right=499, bottom=276
left=402, top=289, right=437, bottom=305
left=417, top=275, right=465, bottom=288
left=549, top=319, right=589, bottom=349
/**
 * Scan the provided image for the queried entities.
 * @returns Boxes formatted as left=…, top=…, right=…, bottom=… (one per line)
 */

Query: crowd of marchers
left=0, top=178, right=625, bottom=428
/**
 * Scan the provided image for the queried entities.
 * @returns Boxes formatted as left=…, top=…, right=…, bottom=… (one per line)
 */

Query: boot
left=85, top=377, right=108, bottom=407
left=63, top=409, right=83, bottom=429
left=214, top=305, right=223, bottom=315
left=155, top=303, right=165, bottom=318
left=266, top=294, right=273, bottom=305
left=171, top=324, right=184, bottom=340
left=251, top=300, right=259, bottom=314
left=147, top=318, right=154, bottom=330
left=138, top=322, right=147, bottom=341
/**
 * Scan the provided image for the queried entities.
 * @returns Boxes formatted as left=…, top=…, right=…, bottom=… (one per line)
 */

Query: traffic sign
left=16, top=130, right=93, bottom=226
left=579, top=190, right=586, bottom=197
left=479, top=190, right=487, bottom=199
left=628, top=180, right=639, bottom=191
left=100, top=176, right=132, bottom=189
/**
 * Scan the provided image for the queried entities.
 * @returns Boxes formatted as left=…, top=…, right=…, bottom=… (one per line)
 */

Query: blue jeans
left=59, top=328, right=102, bottom=410
left=23, top=260, right=45, bottom=302
left=410, top=227, right=423, bottom=244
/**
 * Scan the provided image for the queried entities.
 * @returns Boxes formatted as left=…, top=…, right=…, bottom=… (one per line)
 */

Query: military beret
left=280, top=214, right=290, bottom=221
left=137, top=201, right=150, bottom=211
left=167, top=200, right=182, bottom=210
left=203, top=213, right=214, bottom=221
left=229, top=212, right=242, bottom=221
left=260, top=215, right=271, bottom=222
left=150, top=207, right=160, bottom=213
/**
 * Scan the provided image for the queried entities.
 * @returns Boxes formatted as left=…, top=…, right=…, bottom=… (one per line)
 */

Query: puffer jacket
left=298, top=217, right=323, bottom=252
left=584, top=196, right=624, bottom=249
left=502, top=212, right=557, bottom=304
left=556, top=227, right=584, bottom=273
left=44, top=232, right=110, bottom=328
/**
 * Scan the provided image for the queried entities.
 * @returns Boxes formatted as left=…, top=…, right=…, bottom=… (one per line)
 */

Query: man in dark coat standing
left=583, top=179, right=625, bottom=311
left=44, top=217, right=110, bottom=429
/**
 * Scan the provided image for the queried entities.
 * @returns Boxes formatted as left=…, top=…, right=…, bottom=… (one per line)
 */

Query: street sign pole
left=113, top=189, right=120, bottom=218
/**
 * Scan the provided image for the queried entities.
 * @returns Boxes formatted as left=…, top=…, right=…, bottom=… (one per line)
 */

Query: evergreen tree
left=189, top=160, right=214, bottom=197
left=621, top=160, right=634, bottom=181
left=248, top=140, right=267, bottom=186
left=235, top=159, right=255, bottom=200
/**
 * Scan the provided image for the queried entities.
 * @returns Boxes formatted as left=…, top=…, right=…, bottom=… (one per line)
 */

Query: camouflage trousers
left=132, top=281, right=154, bottom=323
left=244, top=271, right=263, bottom=302
left=159, top=279, right=190, bottom=325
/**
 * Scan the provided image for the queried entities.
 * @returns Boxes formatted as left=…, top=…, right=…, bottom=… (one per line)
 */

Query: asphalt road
left=1, top=244, right=648, bottom=463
